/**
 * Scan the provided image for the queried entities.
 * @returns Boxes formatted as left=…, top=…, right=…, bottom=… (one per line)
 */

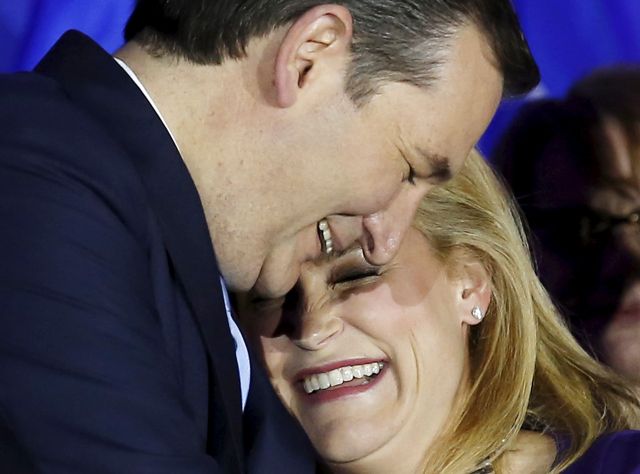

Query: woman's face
left=239, top=227, right=487, bottom=472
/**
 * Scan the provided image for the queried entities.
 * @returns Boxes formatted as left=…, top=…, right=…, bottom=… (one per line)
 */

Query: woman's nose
left=291, top=306, right=343, bottom=351
left=289, top=262, right=343, bottom=350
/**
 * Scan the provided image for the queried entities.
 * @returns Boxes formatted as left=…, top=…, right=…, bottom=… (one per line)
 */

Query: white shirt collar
left=112, top=56, right=250, bottom=409
left=113, top=57, right=181, bottom=153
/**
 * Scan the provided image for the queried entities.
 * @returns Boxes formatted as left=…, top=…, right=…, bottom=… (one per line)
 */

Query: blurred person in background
left=493, top=66, right=640, bottom=384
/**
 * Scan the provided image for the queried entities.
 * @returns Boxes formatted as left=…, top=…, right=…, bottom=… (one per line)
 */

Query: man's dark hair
left=125, top=0, right=539, bottom=104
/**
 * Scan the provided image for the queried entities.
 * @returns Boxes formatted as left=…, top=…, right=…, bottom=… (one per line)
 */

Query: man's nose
left=360, top=184, right=425, bottom=265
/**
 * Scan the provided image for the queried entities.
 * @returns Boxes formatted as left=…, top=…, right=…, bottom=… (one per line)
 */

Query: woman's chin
left=293, top=371, right=398, bottom=458
left=299, top=406, right=404, bottom=467
left=309, top=426, right=387, bottom=466
left=309, top=423, right=420, bottom=474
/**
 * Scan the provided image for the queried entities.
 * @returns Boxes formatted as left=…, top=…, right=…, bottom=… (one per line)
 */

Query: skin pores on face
left=239, top=228, right=483, bottom=474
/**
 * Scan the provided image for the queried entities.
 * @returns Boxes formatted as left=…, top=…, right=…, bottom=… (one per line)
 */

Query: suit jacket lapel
left=35, top=31, right=243, bottom=472
left=244, top=351, right=316, bottom=474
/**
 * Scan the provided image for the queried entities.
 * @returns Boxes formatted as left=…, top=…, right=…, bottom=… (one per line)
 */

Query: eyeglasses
left=524, top=207, right=640, bottom=247
left=580, top=209, right=640, bottom=245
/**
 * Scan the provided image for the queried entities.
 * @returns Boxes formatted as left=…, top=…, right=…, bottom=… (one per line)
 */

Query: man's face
left=240, top=24, right=503, bottom=300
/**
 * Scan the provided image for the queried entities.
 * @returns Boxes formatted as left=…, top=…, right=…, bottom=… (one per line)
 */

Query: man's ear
left=274, top=5, right=353, bottom=108
left=454, top=260, right=492, bottom=326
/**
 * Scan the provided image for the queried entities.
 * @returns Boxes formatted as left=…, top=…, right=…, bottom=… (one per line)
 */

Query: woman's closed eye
left=330, top=266, right=382, bottom=289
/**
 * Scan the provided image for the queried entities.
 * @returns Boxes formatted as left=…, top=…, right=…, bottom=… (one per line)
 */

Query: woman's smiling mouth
left=302, top=361, right=384, bottom=393
left=295, top=360, right=387, bottom=402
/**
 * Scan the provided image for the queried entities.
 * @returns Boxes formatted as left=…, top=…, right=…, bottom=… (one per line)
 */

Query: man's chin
left=251, top=268, right=299, bottom=300
left=250, top=224, right=323, bottom=298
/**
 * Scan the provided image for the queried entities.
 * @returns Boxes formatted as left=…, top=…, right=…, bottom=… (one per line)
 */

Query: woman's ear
left=273, top=5, right=353, bottom=108
left=453, top=260, right=492, bottom=326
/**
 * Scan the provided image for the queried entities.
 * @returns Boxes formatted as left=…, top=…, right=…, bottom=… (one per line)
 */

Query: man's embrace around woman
left=0, top=0, right=538, bottom=472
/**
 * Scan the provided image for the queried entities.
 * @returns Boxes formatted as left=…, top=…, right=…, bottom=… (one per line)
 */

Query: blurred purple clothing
left=562, top=431, right=640, bottom=473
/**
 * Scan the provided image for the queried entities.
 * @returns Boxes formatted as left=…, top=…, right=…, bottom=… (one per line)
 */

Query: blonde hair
left=414, top=150, right=640, bottom=473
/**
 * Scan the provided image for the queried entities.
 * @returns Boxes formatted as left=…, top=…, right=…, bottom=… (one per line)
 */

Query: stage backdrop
left=1, top=0, right=639, bottom=152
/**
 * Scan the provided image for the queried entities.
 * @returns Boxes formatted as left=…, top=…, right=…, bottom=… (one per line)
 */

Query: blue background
left=1, top=0, right=639, bottom=152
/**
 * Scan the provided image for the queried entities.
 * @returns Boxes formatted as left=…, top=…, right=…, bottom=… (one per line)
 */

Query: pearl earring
left=471, top=306, right=484, bottom=321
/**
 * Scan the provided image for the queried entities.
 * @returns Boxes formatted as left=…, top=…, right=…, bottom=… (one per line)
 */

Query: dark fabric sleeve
left=562, top=430, right=640, bottom=473
left=0, top=141, right=221, bottom=473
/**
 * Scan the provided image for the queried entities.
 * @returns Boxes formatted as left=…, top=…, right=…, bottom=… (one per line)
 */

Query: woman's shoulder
left=563, top=430, right=640, bottom=473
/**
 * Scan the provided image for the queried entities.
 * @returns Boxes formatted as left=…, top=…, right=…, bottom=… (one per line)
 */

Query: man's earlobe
left=274, top=5, right=353, bottom=108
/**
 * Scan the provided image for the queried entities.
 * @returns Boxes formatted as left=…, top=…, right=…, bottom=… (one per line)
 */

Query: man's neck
left=115, top=42, right=224, bottom=158
left=112, top=40, right=276, bottom=292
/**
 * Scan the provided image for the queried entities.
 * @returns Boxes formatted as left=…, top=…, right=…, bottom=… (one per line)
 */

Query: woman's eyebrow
left=333, top=242, right=364, bottom=259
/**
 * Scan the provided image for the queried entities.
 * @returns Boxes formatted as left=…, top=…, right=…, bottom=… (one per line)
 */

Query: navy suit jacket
left=0, top=31, right=314, bottom=473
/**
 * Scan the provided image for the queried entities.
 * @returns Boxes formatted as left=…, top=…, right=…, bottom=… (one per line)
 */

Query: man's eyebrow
left=417, top=149, right=452, bottom=183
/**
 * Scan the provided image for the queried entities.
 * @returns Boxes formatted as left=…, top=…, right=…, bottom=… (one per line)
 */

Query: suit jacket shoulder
left=0, top=30, right=314, bottom=474
left=0, top=33, right=229, bottom=473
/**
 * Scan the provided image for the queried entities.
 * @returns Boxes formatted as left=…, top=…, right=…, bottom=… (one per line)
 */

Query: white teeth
left=342, top=366, right=354, bottom=382
left=318, top=373, right=330, bottom=390
left=318, top=219, right=334, bottom=255
left=352, top=365, right=363, bottom=378
left=304, top=378, right=313, bottom=394
left=329, top=369, right=343, bottom=387
left=302, top=362, right=384, bottom=394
